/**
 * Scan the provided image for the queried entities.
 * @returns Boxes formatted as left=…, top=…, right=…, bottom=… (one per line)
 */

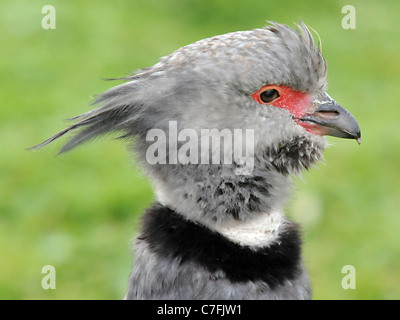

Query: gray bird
left=34, top=22, right=361, bottom=299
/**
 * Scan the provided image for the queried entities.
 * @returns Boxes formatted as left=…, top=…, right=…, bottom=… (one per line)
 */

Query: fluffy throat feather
left=262, top=135, right=326, bottom=175
left=139, top=203, right=302, bottom=286
left=151, top=135, right=325, bottom=226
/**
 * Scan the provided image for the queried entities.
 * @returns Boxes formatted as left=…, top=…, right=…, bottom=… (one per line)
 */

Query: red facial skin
left=252, top=84, right=361, bottom=143
left=251, top=84, right=316, bottom=134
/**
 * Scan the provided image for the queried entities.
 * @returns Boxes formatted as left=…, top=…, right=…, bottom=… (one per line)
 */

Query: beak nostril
left=312, top=111, right=339, bottom=120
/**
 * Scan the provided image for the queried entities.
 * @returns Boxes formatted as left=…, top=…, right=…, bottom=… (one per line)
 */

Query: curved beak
left=300, top=92, right=361, bottom=144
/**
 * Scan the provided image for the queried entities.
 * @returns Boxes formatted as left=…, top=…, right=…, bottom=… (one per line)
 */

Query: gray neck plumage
left=135, top=135, right=325, bottom=247
left=126, top=135, right=324, bottom=299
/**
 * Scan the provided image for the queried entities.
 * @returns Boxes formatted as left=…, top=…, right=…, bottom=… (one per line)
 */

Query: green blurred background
left=1, top=0, right=399, bottom=299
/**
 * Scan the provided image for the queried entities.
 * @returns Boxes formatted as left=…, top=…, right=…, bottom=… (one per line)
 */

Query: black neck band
left=139, top=203, right=303, bottom=288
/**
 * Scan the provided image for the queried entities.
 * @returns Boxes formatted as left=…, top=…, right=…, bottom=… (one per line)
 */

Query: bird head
left=34, top=22, right=361, bottom=224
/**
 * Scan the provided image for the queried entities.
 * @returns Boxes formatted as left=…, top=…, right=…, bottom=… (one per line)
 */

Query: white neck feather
left=209, top=211, right=285, bottom=248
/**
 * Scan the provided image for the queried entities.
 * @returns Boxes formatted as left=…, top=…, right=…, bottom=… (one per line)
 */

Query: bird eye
left=260, top=89, right=280, bottom=103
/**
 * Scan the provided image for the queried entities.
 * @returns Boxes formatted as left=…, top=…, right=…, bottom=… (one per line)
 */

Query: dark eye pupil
left=260, top=89, right=279, bottom=103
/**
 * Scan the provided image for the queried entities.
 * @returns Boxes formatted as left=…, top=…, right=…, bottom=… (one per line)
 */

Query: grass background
left=1, top=0, right=399, bottom=299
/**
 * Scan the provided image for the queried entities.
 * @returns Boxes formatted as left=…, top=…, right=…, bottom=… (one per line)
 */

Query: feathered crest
left=30, top=79, right=145, bottom=153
